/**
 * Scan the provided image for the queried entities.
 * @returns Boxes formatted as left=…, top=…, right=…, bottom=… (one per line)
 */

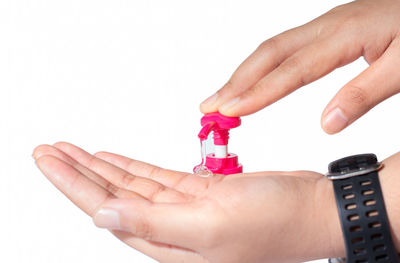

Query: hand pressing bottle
left=201, top=0, right=400, bottom=134
left=33, top=142, right=400, bottom=263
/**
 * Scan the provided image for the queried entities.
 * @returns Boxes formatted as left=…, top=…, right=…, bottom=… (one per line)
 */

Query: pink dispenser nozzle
left=196, top=112, right=243, bottom=175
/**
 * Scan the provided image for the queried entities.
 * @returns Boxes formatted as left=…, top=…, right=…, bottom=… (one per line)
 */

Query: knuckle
left=223, top=80, right=234, bottom=90
left=239, top=82, right=263, bottom=102
left=323, top=4, right=362, bottom=36
left=148, top=166, right=161, bottom=180
left=279, top=56, right=302, bottom=76
left=258, top=37, right=280, bottom=52
left=345, top=84, right=370, bottom=107
left=363, top=50, right=380, bottom=65
left=148, top=184, right=166, bottom=201
left=218, top=80, right=234, bottom=95
left=86, top=155, right=97, bottom=170
left=339, top=16, right=359, bottom=30
left=363, top=43, right=388, bottom=65
left=104, top=181, right=119, bottom=195
left=277, top=56, right=308, bottom=86
left=328, top=4, right=347, bottom=15
left=135, top=215, right=153, bottom=240
left=120, top=171, right=136, bottom=188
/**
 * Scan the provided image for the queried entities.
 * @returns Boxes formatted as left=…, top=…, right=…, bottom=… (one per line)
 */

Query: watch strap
left=332, top=170, right=399, bottom=262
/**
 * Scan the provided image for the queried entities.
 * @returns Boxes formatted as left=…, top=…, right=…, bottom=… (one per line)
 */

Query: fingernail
left=32, top=152, right=41, bottom=160
left=93, top=208, right=121, bottom=230
left=32, top=149, right=39, bottom=159
left=201, top=93, right=218, bottom=106
left=220, top=97, right=240, bottom=112
left=322, top=107, right=348, bottom=134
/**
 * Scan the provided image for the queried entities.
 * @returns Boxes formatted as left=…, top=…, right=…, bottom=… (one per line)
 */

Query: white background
left=2, top=0, right=399, bottom=262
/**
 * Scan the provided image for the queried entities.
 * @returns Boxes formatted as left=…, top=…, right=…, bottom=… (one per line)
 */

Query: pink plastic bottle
left=195, top=112, right=243, bottom=175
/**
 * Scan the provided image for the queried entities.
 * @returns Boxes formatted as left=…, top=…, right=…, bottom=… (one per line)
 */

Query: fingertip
left=200, top=104, right=220, bottom=115
left=34, top=154, right=58, bottom=174
left=92, top=207, right=122, bottom=230
left=32, top=144, right=52, bottom=159
left=321, top=107, right=349, bottom=134
left=199, top=103, right=212, bottom=114
left=34, top=154, right=47, bottom=166
left=321, top=123, right=339, bottom=135
left=200, top=93, right=219, bottom=112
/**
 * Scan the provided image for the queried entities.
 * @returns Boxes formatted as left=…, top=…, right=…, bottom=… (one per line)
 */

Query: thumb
left=321, top=38, right=400, bottom=134
left=92, top=198, right=202, bottom=248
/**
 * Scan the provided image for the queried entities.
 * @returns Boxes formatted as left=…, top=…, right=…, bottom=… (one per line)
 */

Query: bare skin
left=33, top=142, right=400, bottom=263
left=33, top=0, right=400, bottom=262
left=200, top=0, right=400, bottom=134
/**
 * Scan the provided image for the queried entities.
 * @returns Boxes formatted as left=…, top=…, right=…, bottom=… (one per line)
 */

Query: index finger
left=200, top=20, right=321, bottom=114
left=35, top=155, right=123, bottom=216
left=218, top=32, right=361, bottom=116
left=94, top=151, right=225, bottom=195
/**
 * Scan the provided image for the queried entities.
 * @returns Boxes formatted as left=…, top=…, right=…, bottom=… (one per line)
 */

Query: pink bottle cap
left=197, top=112, right=243, bottom=175
left=198, top=112, right=241, bottom=145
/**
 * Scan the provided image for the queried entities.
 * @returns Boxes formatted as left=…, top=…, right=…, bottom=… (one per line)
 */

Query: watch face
left=328, top=153, right=378, bottom=175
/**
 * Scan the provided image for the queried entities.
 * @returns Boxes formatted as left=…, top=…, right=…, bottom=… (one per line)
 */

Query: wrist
left=313, top=152, right=400, bottom=261
left=285, top=175, right=345, bottom=261
left=314, top=176, right=346, bottom=259
left=378, top=152, right=400, bottom=252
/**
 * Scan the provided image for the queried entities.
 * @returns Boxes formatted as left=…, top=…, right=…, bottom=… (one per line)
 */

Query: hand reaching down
left=33, top=142, right=400, bottom=263
left=201, top=0, right=400, bottom=134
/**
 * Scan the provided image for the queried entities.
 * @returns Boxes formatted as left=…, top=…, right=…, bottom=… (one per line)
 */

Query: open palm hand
left=33, top=142, right=342, bottom=263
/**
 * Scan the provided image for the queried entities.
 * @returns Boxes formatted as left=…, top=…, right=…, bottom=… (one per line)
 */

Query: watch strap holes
left=362, top=189, right=374, bottom=196
left=342, top=183, right=353, bottom=190
left=371, top=233, right=384, bottom=240
left=360, top=180, right=372, bottom=186
left=329, top=155, right=399, bottom=263
left=366, top=210, right=379, bottom=217
left=353, top=247, right=367, bottom=256
left=373, top=244, right=386, bottom=252
left=346, top=203, right=357, bottom=210
left=349, top=225, right=363, bottom=232
left=364, top=199, right=377, bottom=206
left=375, top=254, right=389, bottom=261
left=368, top=221, right=382, bottom=229
left=352, top=236, right=365, bottom=244
left=348, top=214, right=360, bottom=221
left=344, top=193, right=356, bottom=199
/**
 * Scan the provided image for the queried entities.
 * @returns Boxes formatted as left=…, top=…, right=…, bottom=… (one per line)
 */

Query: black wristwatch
left=326, top=154, right=399, bottom=263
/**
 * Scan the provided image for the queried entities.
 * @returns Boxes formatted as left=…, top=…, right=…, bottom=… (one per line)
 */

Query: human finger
left=200, top=23, right=321, bottom=114
left=321, top=37, right=400, bottom=134
left=33, top=144, right=139, bottom=199
left=35, top=155, right=119, bottom=216
left=94, top=151, right=225, bottom=195
left=93, top=198, right=212, bottom=248
left=53, top=142, right=191, bottom=202
left=218, top=33, right=362, bottom=116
